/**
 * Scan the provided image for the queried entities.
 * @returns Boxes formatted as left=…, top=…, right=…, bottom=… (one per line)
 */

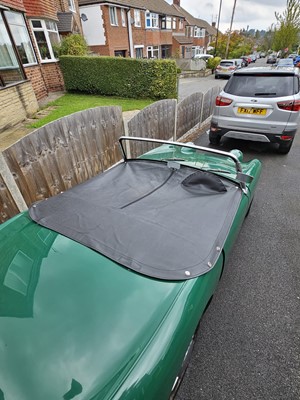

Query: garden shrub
left=207, top=57, right=221, bottom=70
left=55, top=34, right=88, bottom=56
left=59, top=56, right=178, bottom=99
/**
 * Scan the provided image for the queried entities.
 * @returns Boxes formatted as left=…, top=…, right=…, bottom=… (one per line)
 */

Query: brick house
left=0, top=0, right=82, bottom=132
left=172, top=0, right=217, bottom=57
left=78, top=0, right=191, bottom=59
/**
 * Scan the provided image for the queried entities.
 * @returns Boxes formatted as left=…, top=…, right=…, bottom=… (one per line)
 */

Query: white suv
left=209, top=67, right=300, bottom=153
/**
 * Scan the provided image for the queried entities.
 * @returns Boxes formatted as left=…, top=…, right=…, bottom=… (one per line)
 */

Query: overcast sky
left=166, top=0, right=287, bottom=32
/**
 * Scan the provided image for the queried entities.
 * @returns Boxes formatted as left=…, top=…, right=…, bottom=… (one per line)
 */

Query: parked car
left=276, top=58, right=294, bottom=68
left=233, top=58, right=247, bottom=68
left=240, top=56, right=251, bottom=66
left=266, top=54, right=277, bottom=64
left=260, top=52, right=266, bottom=58
left=288, top=53, right=298, bottom=61
left=215, top=59, right=238, bottom=79
left=293, top=55, right=300, bottom=66
left=248, top=54, right=257, bottom=62
left=0, top=137, right=261, bottom=400
left=209, top=67, right=300, bottom=153
left=193, top=54, right=213, bottom=61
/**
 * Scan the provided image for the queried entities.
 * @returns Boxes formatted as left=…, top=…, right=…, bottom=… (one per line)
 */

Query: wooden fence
left=0, top=87, right=221, bottom=223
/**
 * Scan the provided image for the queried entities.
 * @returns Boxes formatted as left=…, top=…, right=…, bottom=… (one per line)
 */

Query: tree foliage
left=273, top=0, right=300, bottom=52
left=55, top=34, right=88, bottom=56
left=212, top=31, right=254, bottom=58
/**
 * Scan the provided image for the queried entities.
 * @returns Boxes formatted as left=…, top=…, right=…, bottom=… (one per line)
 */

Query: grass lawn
left=29, top=93, right=155, bottom=129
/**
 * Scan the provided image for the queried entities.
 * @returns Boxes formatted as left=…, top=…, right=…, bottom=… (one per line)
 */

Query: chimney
left=173, top=0, right=180, bottom=6
left=212, top=22, right=216, bottom=27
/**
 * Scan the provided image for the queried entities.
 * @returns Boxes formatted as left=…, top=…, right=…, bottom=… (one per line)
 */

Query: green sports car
left=0, top=137, right=261, bottom=400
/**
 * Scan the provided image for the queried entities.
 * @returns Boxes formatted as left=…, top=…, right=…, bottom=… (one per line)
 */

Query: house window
left=172, top=18, right=176, bottom=30
left=31, top=19, right=60, bottom=62
left=194, top=27, right=205, bottom=38
left=161, top=45, right=171, bottom=59
left=121, top=9, right=126, bottom=27
left=186, top=26, right=193, bottom=37
left=145, top=12, right=158, bottom=29
left=4, top=11, right=36, bottom=65
left=109, top=6, right=118, bottom=26
left=179, top=18, right=184, bottom=30
left=135, top=46, right=143, bottom=59
left=147, top=45, right=159, bottom=59
left=68, top=0, right=76, bottom=12
left=161, top=16, right=172, bottom=30
left=134, top=10, right=141, bottom=27
left=0, top=13, right=25, bottom=86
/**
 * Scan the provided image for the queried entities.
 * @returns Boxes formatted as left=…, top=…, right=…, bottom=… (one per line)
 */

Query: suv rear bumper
left=209, top=126, right=297, bottom=144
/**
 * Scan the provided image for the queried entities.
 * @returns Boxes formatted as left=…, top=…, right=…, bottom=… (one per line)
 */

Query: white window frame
left=31, top=19, right=60, bottom=62
left=172, top=18, right=176, bottom=30
left=109, top=6, right=118, bottom=26
left=68, top=0, right=76, bottom=13
left=179, top=18, right=184, bottom=30
left=4, top=11, right=36, bottom=66
left=147, top=45, right=159, bottom=59
left=194, top=27, right=205, bottom=38
left=121, top=8, right=126, bottom=27
left=134, top=45, right=144, bottom=59
left=145, top=12, right=159, bottom=29
left=134, top=10, right=141, bottom=27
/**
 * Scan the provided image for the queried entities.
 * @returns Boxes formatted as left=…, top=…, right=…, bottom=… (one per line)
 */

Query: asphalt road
left=175, top=59, right=300, bottom=400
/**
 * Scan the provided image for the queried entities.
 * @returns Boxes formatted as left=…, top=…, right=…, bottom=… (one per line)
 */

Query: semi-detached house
left=0, top=0, right=82, bottom=132
left=78, top=0, right=186, bottom=59
left=78, top=0, right=216, bottom=59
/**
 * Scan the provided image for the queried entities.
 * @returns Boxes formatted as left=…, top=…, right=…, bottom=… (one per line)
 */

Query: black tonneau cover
left=29, top=160, right=242, bottom=280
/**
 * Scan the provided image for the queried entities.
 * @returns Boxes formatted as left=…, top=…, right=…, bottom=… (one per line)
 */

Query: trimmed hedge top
left=59, top=56, right=178, bottom=100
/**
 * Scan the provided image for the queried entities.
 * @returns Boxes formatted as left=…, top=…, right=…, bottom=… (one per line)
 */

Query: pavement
left=0, top=91, right=65, bottom=151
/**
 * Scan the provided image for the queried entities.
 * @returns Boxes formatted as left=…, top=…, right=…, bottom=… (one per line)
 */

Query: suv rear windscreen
left=224, top=74, right=299, bottom=97
left=220, top=61, right=234, bottom=67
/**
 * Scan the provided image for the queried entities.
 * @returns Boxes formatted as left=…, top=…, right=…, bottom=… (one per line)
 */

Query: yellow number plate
left=238, top=107, right=267, bottom=115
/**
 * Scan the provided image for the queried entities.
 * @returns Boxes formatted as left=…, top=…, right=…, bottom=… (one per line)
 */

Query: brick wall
left=22, top=0, right=58, bottom=20
left=1, top=0, right=25, bottom=11
left=102, top=6, right=129, bottom=56
left=41, top=62, right=64, bottom=92
left=0, top=82, right=39, bottom=132
left=24, top=66, right=48, bottom=100
left=25, top=63, right=64, bottom=100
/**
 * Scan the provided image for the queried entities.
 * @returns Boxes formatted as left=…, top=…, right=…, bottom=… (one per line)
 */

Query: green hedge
left=59, top=56, right=178, bottom=99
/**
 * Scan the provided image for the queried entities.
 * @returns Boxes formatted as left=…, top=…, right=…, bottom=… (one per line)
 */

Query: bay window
left=4, top=11, right=36, bottom=65
left=145, top=12, right=158, bottom=29
left=0, top=12, right=26, bottom=87
left=31, top=20, right=60, bottom=62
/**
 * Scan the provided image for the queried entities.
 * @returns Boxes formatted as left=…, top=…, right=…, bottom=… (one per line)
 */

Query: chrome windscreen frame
left=118, top=136, right=253, bottom=192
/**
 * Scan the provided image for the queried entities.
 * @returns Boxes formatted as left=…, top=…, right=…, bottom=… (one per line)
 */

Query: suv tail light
left=229, top=66, right=236, bottom=70
left=277, top=100, right=300, bottom=112
left=216, top=96, right=233, bottom=106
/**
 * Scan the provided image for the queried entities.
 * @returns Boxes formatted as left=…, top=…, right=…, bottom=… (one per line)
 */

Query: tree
left=55, top=34, right=88, bottom=56
left=211, top=30, right=254, bottom=58
left=273, top=0, right=300, bottom=52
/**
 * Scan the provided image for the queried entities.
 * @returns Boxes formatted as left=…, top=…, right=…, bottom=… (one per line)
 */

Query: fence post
left=0, top=152, right=27, bottom=212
